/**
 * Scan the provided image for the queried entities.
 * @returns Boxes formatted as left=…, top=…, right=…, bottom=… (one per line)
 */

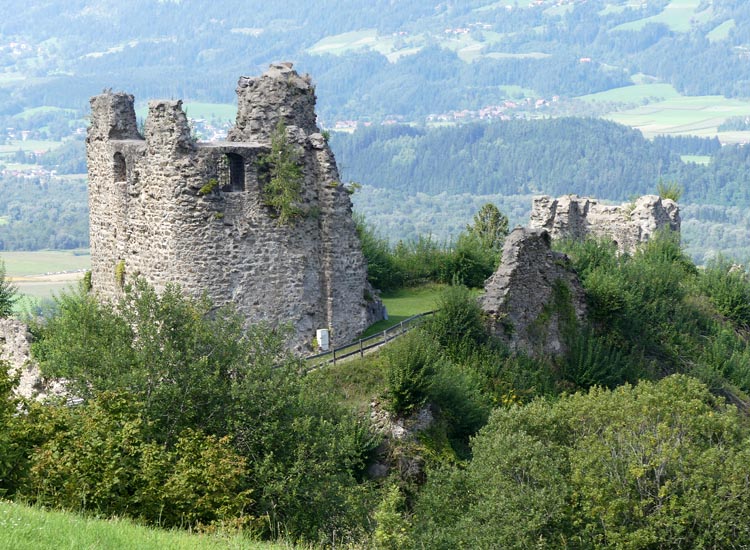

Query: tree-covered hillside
left=3, top=0, right=750, bottom=121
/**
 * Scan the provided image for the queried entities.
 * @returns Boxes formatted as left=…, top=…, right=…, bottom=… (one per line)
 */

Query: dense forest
left=333, top=118, right=742, bottom=203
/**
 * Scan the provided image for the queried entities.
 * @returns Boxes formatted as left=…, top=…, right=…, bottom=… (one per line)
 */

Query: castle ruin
left=87, top=62, right=382, bottom=350
left=482, top=194, right=681, bottom=356
left=481, top=227, right=587, bottom=356
left=529, top=194, right=680, bottom=254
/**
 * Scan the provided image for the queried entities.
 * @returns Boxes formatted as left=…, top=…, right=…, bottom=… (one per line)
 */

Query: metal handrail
left=304, top=311, right=435, bottom=371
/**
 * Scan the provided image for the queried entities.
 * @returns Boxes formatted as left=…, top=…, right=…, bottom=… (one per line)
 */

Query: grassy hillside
left=0, top=501, right=291, bottom=550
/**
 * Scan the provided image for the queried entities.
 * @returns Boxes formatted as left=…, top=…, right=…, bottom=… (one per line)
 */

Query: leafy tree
left=30, top=280, right=375, bottom=542
left=465, top=203, right=508, bottom=253
left=699, top=256, right=750, bottom=329
left=25, top=392, right=252, bottom=529
left=355, top=214, right=403, bottom=291
left=0, top=260, right=18, bottom=317
left=412, top=376, right=750, bottom=549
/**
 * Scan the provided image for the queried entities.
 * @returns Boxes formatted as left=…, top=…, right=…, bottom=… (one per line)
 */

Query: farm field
left=681, top=155, right=712, bottom=165
left=1, top=250, right=89, bottom=307
left=181, top=102, right=237, bottom=122
left=136, top=102, right=236, bottom=122
left=708, top=18, right=736, bottom=42
left=603, top=95, right=750, bottom=142
left=612, top=0, right=711, bottom=33
left=579, top=83, right=681, bottom=104
left=0, top=139, right=62, bottom=155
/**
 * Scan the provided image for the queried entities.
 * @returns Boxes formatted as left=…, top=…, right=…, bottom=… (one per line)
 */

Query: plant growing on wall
left=258, top=120, right=303, bottom=225
left=114, top=260, right=126, bottom=289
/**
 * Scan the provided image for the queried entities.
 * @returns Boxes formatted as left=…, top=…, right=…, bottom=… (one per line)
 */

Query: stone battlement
left=87, top=63, right=383, bottom=350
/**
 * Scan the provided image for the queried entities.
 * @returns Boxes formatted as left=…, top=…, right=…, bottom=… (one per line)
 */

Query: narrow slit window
left=113, top=152, right=126, bottom=182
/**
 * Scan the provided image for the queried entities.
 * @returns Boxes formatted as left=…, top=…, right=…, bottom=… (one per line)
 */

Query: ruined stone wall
left=481, top=227, right=587, bottom=357
left=529, top=194, right=680, bottom=253
left=0, top=318, right=64, bottom=400
left=87, top=63, right=382, bottom=350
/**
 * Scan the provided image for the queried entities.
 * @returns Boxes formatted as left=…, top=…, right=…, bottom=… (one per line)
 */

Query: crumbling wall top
left=228, top=62, right=318, bottom=142
left=144, top=99, right=195, bottom=153
left=87, top=91, right=141, bottom=142
left=529, top=194, right=680, bottom=253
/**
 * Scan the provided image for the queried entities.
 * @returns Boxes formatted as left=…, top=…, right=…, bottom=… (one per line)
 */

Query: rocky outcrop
left=481, top=227, right=586, bottom=357
left=529, top=194, right=680, bottom=253
left=87, top=63, right=383, bottom=351
left=0, top=318, right=64, bottom=401
left=368, top=399, right=434, bottom=482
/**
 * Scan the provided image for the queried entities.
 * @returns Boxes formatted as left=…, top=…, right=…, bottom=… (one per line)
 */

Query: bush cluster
left=4, top=280, right=375, bottom=543
left=356, top=204, right=507, bottom=292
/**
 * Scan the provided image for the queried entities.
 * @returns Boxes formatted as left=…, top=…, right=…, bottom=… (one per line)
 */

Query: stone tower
left=87, top=62, right=382, bottom=350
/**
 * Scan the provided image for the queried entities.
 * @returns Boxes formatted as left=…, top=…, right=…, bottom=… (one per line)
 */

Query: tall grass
left=0, top=500, right=293, bottom=550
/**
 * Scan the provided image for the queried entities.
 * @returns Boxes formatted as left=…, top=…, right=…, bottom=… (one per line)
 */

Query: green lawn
left=361, top=284, right=445, bottom=338
left=305, top=353, right=387, bottom=412
left=0, top=500, right=291, bottom=550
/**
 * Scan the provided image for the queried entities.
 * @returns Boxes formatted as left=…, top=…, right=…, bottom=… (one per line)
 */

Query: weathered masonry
left=529, top=194, right=680, bottom=254
left=87, top=62, right=383, bottom=350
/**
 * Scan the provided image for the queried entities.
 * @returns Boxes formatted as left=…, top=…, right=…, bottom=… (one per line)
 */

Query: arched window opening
left=113, top=152, right=126, bottom=182
left=220, top=153, right=245, bottom=192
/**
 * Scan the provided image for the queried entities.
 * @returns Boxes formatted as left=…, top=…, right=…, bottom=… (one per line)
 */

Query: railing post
left=360, top=339, right=364, bottom=358
left=400, top=320, right=405, bottom=334
left=332, top=347, right=336, bottom=365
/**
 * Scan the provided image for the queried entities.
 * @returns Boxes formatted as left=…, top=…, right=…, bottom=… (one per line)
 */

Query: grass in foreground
left=305, top=353, right=387, bottom=412
left=0, top=500, right=291, bottom=550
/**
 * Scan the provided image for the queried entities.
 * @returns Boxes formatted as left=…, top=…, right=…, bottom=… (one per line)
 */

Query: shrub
left=699, top=256, right=750, bottom=328
left=0, top=260, right=18, bottom=317
left=424, top=284, right=487, bottom=355
left=427, top=359, right=491, bottom=443
left=383, top=330, right=441, bottom=416
left=656, top=178, right=683, bottom=201
left=372, top=485, right=410, bottom=550
left=25, top=392, right=253, bottom=529
left=258, top=120, right=303, bottom=225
